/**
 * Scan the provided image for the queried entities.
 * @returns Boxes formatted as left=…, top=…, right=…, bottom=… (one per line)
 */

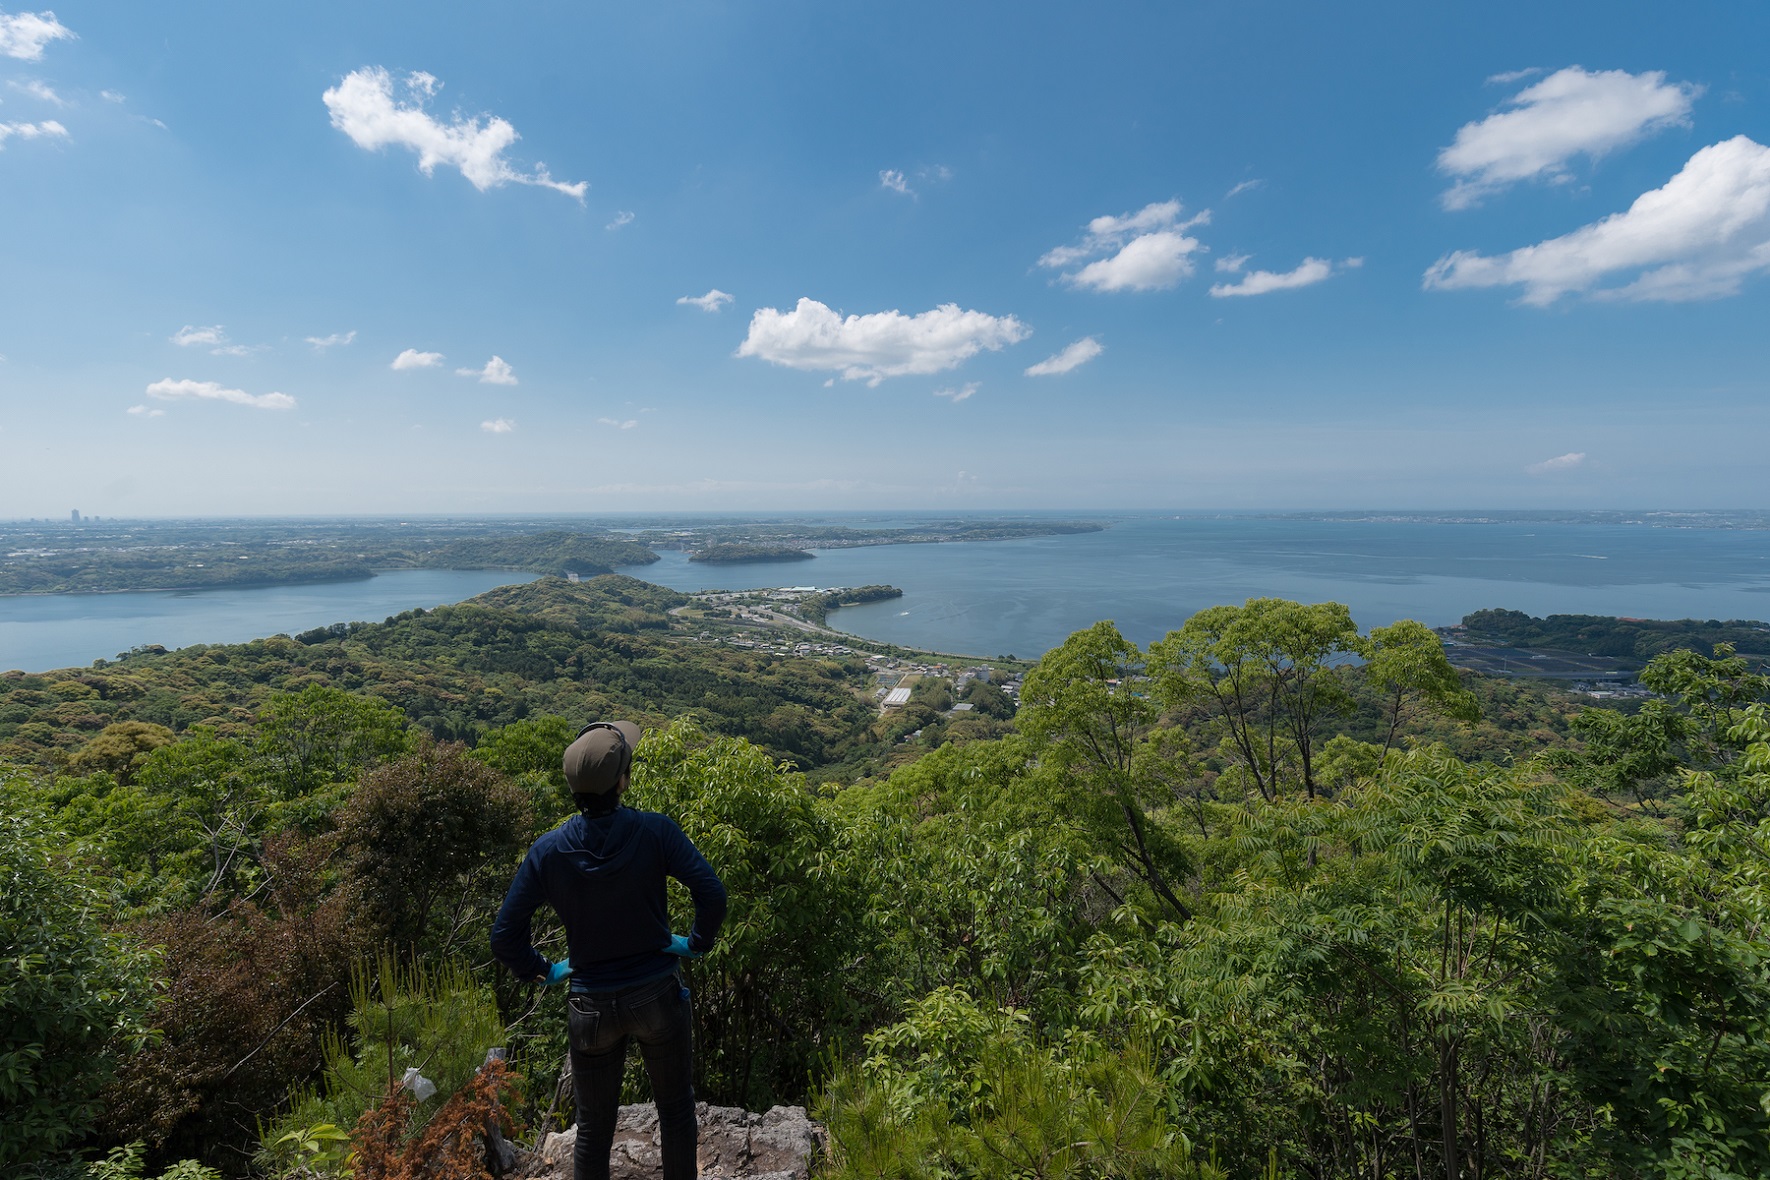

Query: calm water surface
left=7, top=517, right=1770, bottom=671
left=0, top=569, right=538, bottom=674
left=643, top=516, right=1770, bottom=657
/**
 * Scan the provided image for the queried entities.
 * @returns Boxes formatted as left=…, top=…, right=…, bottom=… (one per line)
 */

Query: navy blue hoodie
left=491, top=805, right=727, bottom=990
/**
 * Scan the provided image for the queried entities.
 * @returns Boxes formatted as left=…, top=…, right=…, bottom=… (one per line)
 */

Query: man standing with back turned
left=492, top=720, right=727, bottom=1180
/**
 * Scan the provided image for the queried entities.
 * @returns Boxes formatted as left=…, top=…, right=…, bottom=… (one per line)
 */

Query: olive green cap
left=562, top=720, right=642, bottom=795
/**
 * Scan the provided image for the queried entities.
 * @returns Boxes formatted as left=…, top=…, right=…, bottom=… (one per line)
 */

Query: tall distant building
left=71, top=509, right=81, bottom=523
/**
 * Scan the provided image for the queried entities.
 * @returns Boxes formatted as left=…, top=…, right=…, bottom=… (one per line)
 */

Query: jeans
left=567, top=971, right=697, bottom=1180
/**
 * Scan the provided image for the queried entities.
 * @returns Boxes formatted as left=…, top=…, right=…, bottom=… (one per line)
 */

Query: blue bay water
left=0, top=569, right=539, bottom=674
left=641, top=515, right=1770, bottom=658
left=6, top=516, right=1770, bottom=672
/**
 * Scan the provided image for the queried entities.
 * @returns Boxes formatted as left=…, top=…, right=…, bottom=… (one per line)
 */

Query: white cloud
left=0, top=10, right=73, bottom=60
left=305, top=330, right=356, bottom=351
left=677, top=289, right=733, bottom=313
left=1214, top=252, right=1250, bottom=274
left=932, top=382, right=978, bottom=403
left=1487, top=67, right=1545, bottom=85
left=1224, top=179, right=1262, bottom=199
left=1210, top=257, right=1337, bottom=297
left=100, top=89, right=125, bottom=103
left=1024, top=337, right=1103, bottom=377
left=171, top=324, right=223, bottom=348
left=1438, top=66, right=1700, bottom=209
left=1072, top=232, right=1204, bottom=292
left=1527, top=451, right=1586, bottom=474
left=480, top=418, right=515, bottom=433
left=322, top=67, right=587, bottom=200
left=1425, top=136, right=1770, bottom=304
left=391, top=348, right=444, bottom=370
left=597, top=417, right=639, bottom=429
left=0, top=117, right=66, bottom=148
left=125, top=404, right=165, bottom=418
left=736, top=297, right=1030, bottom=386
left=457, top=355, right=517, bottom=384
left=10, top=78, right=63, bottom=105
left=168, top=324, right=256, bottom=355
left=145, top=378, right=295, bottom=411
left=1040, top=200, right=1209, bottom=292
left=605, top=210, right=634, bottom=230
left=879, top=169, right=910, bottom=195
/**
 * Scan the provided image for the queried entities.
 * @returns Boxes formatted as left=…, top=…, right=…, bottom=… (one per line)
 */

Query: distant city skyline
left=2, top=2, right=1767, bottom=514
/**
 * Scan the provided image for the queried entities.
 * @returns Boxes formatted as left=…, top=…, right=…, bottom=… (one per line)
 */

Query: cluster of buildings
left=682, top=585, right=1026, bottom=716
left=875, top=660, right=1021, bottom=715
left=705, top=633, right=862, bottom=660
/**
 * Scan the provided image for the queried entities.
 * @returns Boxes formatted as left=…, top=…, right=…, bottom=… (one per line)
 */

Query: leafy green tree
left=65, top=721, right=175, bottom=784
left=0, top=798, right=160, bottom=1169
left=1364, top=619, right=1480, bottom=760
left=1019, top=621, right=1193, bottom=922
left=820, top=988, right=1221, bottom=1180
left=334, top=741, right=532, bottom=961
left=628, top=721, right=873, bottom=1110
left=1548, top=706, right=1770, bottom=1177
left=256, top=685, right=411, bottom=800
left=962, top=678, right=1015, bottom=719
left=469, top=714, right=577, bottom=822
left=1639, top=644, right=1770, bottom=765
left=127, top=730, right=267, bottom=908
left=909, top=678, right=954, bottom=713
left=834, top=738, right=1101, bottom=1020
left=1151, top=598, right=1365, bottom=800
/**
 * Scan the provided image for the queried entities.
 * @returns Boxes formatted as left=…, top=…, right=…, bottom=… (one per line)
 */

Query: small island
left=689, top=544, right=816, bottom=564
left=799, top=584, right=904, bottom=624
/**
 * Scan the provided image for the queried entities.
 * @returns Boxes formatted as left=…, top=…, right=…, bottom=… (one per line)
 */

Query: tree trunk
left=1440, top=1038, right=1460, bottom=1180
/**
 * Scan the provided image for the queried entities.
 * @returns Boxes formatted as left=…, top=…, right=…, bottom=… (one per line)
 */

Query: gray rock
left=519, top=1102, right=826, bottom=1180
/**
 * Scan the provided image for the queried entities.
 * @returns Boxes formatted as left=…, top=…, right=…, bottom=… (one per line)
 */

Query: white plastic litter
left=401, top=1067, right=437, bottom=1102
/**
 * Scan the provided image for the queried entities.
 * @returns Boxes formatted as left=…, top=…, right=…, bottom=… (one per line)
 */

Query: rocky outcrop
left=517, top=1102, right=826, bottom=1180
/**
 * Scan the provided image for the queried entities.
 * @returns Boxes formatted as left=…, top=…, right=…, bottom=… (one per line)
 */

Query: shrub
left=0, top=802, right=159, bottom=1169
left=628, top=721, right=873, bottom=1109
left=334, top=742, right=532, bottom=961
left=261, top=956, right=508, bottom=1175
left=97, top=834, right=354, bottom=1169
left=346, top=1058, right=517, bottom=1180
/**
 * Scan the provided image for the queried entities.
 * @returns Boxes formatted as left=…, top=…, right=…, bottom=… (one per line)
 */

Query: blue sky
left=1, top=1, right=1767, bottom=515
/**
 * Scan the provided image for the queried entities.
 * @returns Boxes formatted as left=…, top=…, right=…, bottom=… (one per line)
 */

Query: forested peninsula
left=7, top=578, right=1769, bottom=1180
left=0, top=523, right=656, bottom=595
left=688, top=543, right=815, bottom=564
left=1455, top=606, right=1770, bottom=659
left=0, top=516, right=1103, bottom=594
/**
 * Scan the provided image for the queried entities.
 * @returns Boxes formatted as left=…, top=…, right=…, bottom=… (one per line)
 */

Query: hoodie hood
left=564, top=808, right=643, bottom=879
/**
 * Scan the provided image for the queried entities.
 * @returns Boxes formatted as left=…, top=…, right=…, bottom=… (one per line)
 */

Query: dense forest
left=687, top=544, right=816, bottom=564
left=1457, top=607, right=1770, bottom=660
left=799, top=584, right=904, bottom=624
left=5, top=588, right=1768, bottom=1179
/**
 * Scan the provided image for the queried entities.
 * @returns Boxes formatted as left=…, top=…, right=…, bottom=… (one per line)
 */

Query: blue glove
left=666, top=934, right=702, bottom=960
left=543, top=960, right=571, bottom=986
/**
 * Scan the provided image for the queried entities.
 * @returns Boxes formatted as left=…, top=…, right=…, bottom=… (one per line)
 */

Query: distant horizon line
left=8, top=507, right=1770, bottom=525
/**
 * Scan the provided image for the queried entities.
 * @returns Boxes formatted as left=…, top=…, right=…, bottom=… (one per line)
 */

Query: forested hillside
left=0, top=576, right=878, bottom=772
left=6, top=594, right=1768, bottom=1179
left=1458, top=607, right=1770, bottom=660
